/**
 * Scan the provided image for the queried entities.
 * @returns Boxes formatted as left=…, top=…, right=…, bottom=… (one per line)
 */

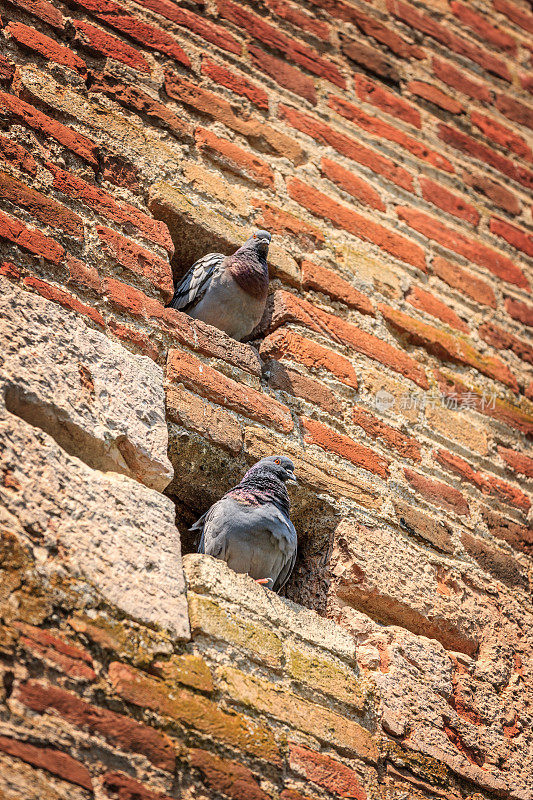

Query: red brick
left=260, top=327, right=359, bottom=390
left=18, top=680, right=175, bottom=771
left=280, top=104, right=414, bottom=190
left=0, top=169, right=83, bottom=238
left=102, top=154, right=140, bottom=191
left=404, top=468, right=469, bottom=515
left=419, top=176, right=479, bottom=226
left=136, top=0, right=241, bottom=54
left=433, top=57, right=492, bottom=104
left=0, top=208, right=64, bottom=265
left=479, top=321, right=533, bottom=366
left=0, top=54, right=14, bottom=81
left=408, top=80, right=463, bottom=114
left=387, top=0, right=511, bottom=81
left=0, top=260, right=22, bottom=279
left=320, top=157, right=385, bottom=212
left=520, top=71, right=533, bottom=95
left=102, top=772, right=173, bottom=800
left=471, top=111, right=532, bottom=162
left=379, top=303, right=518, bottom=390
left=328, top=95, right=454, bottom=173
left=195, top=127, right=274, bottom=187
left=216, top=0, right=345, bottom=87
left=72, top=19, right=150, bottom=72
left=355, top=75, right=421, bottom=128
left=482, top=507, right=533, bottom=557
left=450, top=1, right=516, bottom=53
left=505, top=296, right=533, bottom=327
left=340, top=36, right=401, bottom=83
left=438, top=123, right=533, bottom=191
left=301, top=259, right=374, bottom=314
left=189, top=748, right=269, bottom=800
left=6, top=0, right=64, bottom=29
left=15, top=622, right=94, bottom=675
left=352, top=406, right=421, bottom=460
left=7, top=22, right=86, bottom=74
left=407, top=286, right=468, bottom=333
left=265, top=0, right=330, bottom=40
left=108, top=319, right=159, bottom=361
left=266, top=361, right=339, bottom=416
left=462, top=170, right=521, bottom=216
left=89, top=72, right=191, bottom=142
left=496, top=93, right=533, bottom=131
left=23, top=277, right=105, bottom=327
left=490, top=217, right=533, bottom=258
left=271, top=291, right=429, bottom=388
left=493, top=0, right=533, bottom=34
left=397, top=206, right=529, bottom=289
left=0, top=133, right=36, bottom=175
left=340, top=6, right=423, bottom=59
left=436, top=449, right=530, bottom=512
left=289, top=744, right=367, bottom=800
left=165, top=74, right=303, bottom=163
left=248, top=44, right=317, bottom=104
left=253, top=200, right=325, bottom=247
left=0, top=736, right=92, bottom=790
left=201, top=59, right=269, bottom=110
left=0, top=91, right=98, bottom=167
left=461, top=531, right=528, bottom=590
left=289, top=179, right=426, bottom=270
left=104, top=278, right=165, bottom=320
left=166, top=384, right=242, bottom=452
left=167, top=349, right=293, bottom=433
left=498, top=446, right=533, bottom=478
left=301, top=416, right=390, bottom=477
left=96, top=225, right=173, bottom=301
left=69, top=0, right=191, bottom=66
left=48, top=163, right=173, bottom=254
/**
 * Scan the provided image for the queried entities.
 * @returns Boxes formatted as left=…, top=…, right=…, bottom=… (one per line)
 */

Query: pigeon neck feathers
left=227, top=469, right=291, bottom=518
left=225, top=244, right=269, bottom=299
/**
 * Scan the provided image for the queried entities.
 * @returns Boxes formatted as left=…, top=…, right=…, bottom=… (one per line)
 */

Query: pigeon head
left=243, top=230, right=271, bottom=257
left=245, top=455, right=297, bottom=484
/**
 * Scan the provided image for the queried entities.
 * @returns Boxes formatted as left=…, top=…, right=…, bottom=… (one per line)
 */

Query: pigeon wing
left=169, top=252, right=225, bottom=311
left=273, top=545, right=297, bottom=593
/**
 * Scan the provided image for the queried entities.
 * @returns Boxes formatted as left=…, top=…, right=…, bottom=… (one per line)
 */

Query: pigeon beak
left=286, top=471, right=298, bottom=484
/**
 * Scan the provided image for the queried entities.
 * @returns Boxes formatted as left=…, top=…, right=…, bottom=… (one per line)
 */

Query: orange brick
left=195, top=127, right=274, bottom=187
left=407, top=286, right=468, bottom=333
left=301, top=259, right=374, bottom=314
left=352, top=406, right=422, bottom=460
left=432, top=257, right=496, bottom=308
left=320, top=157, right=386, bottom=212
left=301, top=416, right=390, bottom=477
left=404, top=468, right=469, bottom=516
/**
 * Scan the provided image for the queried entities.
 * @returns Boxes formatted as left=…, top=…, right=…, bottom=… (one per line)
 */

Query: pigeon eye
left=253, top=234, right=257, bottom=238
left=275, top=458, right=280, bottom=464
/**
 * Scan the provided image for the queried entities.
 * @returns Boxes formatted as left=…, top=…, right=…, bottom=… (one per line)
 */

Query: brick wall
left=0, top=0, right=532, bottom=798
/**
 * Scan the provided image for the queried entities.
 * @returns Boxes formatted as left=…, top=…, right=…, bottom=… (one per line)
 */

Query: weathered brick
left=265, top=0, right=330, bottom=40
left=493, top=0, right=533, bottom=34
left=15, top=622, right=95, bottom=680
left=102, top=772, right=172, bottom=800
left=301, top=259, right=374, bottom=314
left=495, top=93, right=533, bottom=131
left=341, top=35, right=401, bottom=82
left=432, top=256, right=497, bottom=308
left=136, top=0, right=241, bottom=54
left=481, top=507, right=533, bottom=557
left=286, top=642, right=368, bottom=708
left=6, top=0, right=64, bottom=28
left=108, top=661, right=281, bottom=763
left=153, top=653, right=214, bottom=693
left=397, top=206, right=529, bottom=289
left=433, top=57, right=491, bottom=103
left=425, top=402, right=490, bottom=455
left=189, top=748, right=269, bottom=800
left=479, top=321, right=533, bottom=366
left=201, top=59, right=269, bottom=110
left=328, top=95, right=454, bottom=173
left=217, top=0, right=345, bottom=87
left=108, top=319, right=159, bottom=361
left=217, top=665, right=378, bottom=761
left=0, top=208, right=64, bottom=265
left=0, top=169, right=83, bottom=238
left=0, top=53, right=14, bottom=81
left=271, top=291, right=429, bottom=388
left=320, top=157, right=385, bottom=212
left=505, top=296, right=533, bottom=327
left=267, top=359, right=340, bottom=415
left=72, top=19, right=150, bottom=72
left=0, top=91, right=98, bottom=167
left=352, top=406, right=422, bottom=460
left=404, top=467, right=470, bottom=516
left=462, top=170, right=521, bottom=216
left=289, top=179, right=426, bottom=270
left=195, top=127, right=274, bottom=187
left=393, top=497, right=454, bottom=553
left=166, top=384, right=243, bottom=454
left=355, top=75, right=421, bottom=128
left=419, top=176, right=479, bottom=226
left=472, top=112, right=532, bottom=162
left=7, top=22, right=86, bottom=74
left=104, top=278, right=165, bottom=320
left=461, top=531, right=528, bottom=590
left=302, top=416, right=390, bottom=477
left=248, top=43, right=317, bottom=104
left=253, top=200, right=325, bottom=247
left=450, top=1, right=516, bottom=53
left=490, top=217, right=533, bottom=258
left=97, top=225, right=173, bottom=301
left=0, top=736, right=92, bottom=790
left=260, top=327, right=359, bottom=390
left=165, top=73, right=303, bottom=163
left=289, top=744, right=367, bottom=800
left=166, top=348, right=294, bottom=433
left=188, top=592, right=283, bottom=666
left=0, top=133, right=37, bottom=175
left=498, top=446, right=533, bottom=478
left=407, top=286, right=468, bottom=333
left=17, top=680, right=176, bottom=771
left=279, top=104, right=414, bottom=190
left=23, top=277, right=105, bottom=327
left=68, top=0, right=191, bottom=67
left=379, top=303, right=517, bottom=390
left=408, top=80, right=463, bottom=114
left=339, top=4, right=423, bottom=58
left=439, top=123, right=533, bottom=192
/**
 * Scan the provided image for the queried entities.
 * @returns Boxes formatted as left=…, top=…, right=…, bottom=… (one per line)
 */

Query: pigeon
left=192, top=455, right=298, bottom=592
left=168, top=230, right=271, bottom=341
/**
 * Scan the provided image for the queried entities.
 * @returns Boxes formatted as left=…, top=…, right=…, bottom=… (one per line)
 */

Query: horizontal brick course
left=201, top=58, right=269, bottom=109
left=404, top=467, right=470, bottom=516
left=407, top=285, right=468, bottom=332
left=195, top=127, right=275, bottom=187
left=72, top=19, right=151, bottom=72
left=352, top=406, right=422, bottom=460
left=301, top=416, right=391, bottom=477
left=289, top=744, right=367, bottom=800
left=97, top=225, right=174, bottom=301
left=7, top=22, right=87, bottom=75
left=136, top=0, right=242, bottom=54
left=432, top=256, right=497, bottom=308
left=0, top=169, right=84, bottom=238
left=0, top=735, right=92, bottom=790
left=301, top=258, right=375, bottom=314
left=419, top=176, right=479, bottom=227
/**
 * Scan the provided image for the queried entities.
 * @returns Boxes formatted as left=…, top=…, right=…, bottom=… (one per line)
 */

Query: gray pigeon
left=168, top=230, right=271, bottom=341
left=192, top=456, right=298, bottom=592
